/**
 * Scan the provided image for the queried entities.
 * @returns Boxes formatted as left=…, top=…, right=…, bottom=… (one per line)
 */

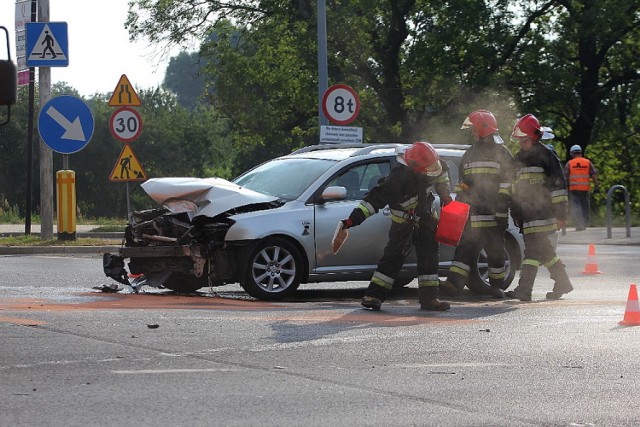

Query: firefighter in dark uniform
left=505, top=114, right=573, bottom=301
left=440, top=110, right=516, bottom=298
left=338, top=142, right=453, bottom=311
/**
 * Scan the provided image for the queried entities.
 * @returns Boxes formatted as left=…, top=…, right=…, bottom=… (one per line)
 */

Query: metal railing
left=605, top=185, right=631, bottom=238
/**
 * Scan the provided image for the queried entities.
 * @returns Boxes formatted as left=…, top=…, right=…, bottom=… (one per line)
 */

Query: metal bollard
left=605, top=185, right=631, bottom=238
left=56, top=170, right=77, bottom=241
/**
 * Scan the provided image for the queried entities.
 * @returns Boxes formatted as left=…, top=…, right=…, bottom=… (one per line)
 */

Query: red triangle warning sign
left=108, top=74, right=142, bottom=106
left=109, top=143, right=147, bottom=182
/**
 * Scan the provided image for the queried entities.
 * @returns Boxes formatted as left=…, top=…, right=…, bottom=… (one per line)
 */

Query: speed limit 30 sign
left=322, top=84, right=360, bottom=125
left=109, top=106, right=143, bottom=143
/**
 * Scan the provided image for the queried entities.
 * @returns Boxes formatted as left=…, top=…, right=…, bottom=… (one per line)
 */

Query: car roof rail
left=291, top=143, right=371, bottom=154
left=291, top=142, right=403, bottom=156
left=290, top=142, right=471, bottom=156
left=350, top=143, right=403, bottom=157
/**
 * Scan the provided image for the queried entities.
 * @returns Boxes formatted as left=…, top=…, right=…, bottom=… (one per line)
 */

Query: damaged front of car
left=103, top=177, right=284, bottom=296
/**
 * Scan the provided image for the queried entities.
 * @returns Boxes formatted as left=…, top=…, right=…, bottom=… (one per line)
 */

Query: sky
left=1, top=0, right=185, bottom=96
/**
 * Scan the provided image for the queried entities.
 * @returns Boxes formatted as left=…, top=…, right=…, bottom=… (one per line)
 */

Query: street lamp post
left=317, top=0, right=328, bottom=128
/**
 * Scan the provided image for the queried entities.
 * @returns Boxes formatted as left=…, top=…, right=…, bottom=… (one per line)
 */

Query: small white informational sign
left=320, top=125, right=363, bottom=144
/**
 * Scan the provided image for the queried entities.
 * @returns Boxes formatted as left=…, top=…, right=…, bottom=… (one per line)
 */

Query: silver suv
left=104, top=143, right=523, bottom=300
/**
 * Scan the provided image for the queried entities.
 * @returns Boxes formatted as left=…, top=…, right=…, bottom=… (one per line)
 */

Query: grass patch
left=0, top=235, right=121, bottom=246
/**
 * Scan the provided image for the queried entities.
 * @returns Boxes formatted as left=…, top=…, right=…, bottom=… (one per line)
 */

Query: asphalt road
left=1, top=244, right=639, bottom=426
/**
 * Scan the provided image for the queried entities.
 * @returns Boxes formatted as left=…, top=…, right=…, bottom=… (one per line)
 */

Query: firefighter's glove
left=556, top=218, right=567, bottom=230
left=440, top=195, right=453, bottom=207
left=341, top=218, right=354, bottom=229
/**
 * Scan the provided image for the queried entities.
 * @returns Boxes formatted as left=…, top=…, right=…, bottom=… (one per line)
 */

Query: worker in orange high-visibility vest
left=563, top=145, right=600, bottom=231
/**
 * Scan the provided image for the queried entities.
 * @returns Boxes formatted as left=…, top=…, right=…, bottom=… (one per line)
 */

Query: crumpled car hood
left=141, top=177, right=279, bottom=218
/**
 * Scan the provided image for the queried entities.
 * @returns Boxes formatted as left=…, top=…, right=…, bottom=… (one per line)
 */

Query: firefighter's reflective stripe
left=522, top=218, right=557, bottom=234
left=495, top=211, right=509, bottom=219
left=418, top=274, right=440, bottom=288
left=551, top=189, right=568, bottom=204
left=567, top=158, right=591, bottom=191
left=389, top=207, right=419, bottom=224
left=516, top=166, right=546, bottom=184
left=398, top=196, right=418, bottom=210
left=543, top=255, right=561, bottom=268
left=470, top=214, right=497, bottom=228
left=489, top=267, right=506, bottom=280
left=523, top=258, right=541, bottom=267
left=357, top=201, right=376, bottom=219
left=435, top=174, right=450, bottom=185
left=371, top=271, right=394, bottom=290
left=499, top=182, right=511, bottom=196
left=449, top=261, right=470, bottom=278
left=463, top=161, right=501, bottom=176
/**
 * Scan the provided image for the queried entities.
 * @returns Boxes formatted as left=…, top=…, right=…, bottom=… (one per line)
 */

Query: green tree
left=163, top=51, right=207, bottom=109
left=506, top=0, right=640, bottom=156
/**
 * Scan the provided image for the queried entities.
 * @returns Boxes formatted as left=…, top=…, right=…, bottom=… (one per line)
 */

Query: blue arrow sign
left=38, top=96, right=94, bottom=154
left=26, top=22, right=69, bottom=67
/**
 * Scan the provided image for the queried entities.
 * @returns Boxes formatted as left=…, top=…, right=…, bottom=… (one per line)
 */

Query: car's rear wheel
left=466, top=237, right=520, bottom=294
left=241, top=237, right=302, bottom=300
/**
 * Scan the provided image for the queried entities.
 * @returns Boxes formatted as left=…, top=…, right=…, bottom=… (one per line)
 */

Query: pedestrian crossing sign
left=108, top=74, right=142, bottom=106
left=26, top=22, right=69, bottom=67
left=109, top=143, right=147, bottom=182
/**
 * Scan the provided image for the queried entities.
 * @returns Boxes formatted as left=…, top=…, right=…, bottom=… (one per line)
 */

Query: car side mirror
left=320, top=186, right=347, bottom=202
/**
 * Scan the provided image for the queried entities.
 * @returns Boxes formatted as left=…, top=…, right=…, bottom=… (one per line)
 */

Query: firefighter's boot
left=439, top=279, right=461, bottom=297
left=361, top=295, right=382, bottom=310
left=546, top=261, right=573, bottom=300
left=361, top=282, right=389, bottom=310
left=487, top=284, right=505, bottom=299
left=419, top=286, right=451, bottom=311
left=505, top=264, right=537, bottom=301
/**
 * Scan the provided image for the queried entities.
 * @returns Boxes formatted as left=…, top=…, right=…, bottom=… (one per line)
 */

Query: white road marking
left=112, top=368, right=240, bottom=374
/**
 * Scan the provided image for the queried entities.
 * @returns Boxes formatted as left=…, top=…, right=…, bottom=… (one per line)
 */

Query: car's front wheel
left=466, top=237, right=520, bottom=294
left=240, top=237, right=303, bottom=300
left=162, top=271, right=208, bottom=293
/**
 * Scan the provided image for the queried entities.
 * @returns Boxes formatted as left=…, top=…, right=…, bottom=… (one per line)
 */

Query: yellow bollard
left=56, top=170, right=76, bottom=241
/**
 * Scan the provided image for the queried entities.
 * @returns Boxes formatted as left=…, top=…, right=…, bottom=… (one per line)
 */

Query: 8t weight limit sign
left=322, top=84, right=360, bottom=125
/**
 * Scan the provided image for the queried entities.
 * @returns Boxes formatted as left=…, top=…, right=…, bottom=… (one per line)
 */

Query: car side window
left=327, top=161, right=391, bottom=200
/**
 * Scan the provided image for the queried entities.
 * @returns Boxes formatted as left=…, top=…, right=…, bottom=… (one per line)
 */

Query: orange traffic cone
left=619, top=284, right=640, bottom=326
left=581, top=243, right=602, bottom=275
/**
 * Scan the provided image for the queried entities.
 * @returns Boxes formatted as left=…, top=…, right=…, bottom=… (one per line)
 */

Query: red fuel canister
left=435, top=201, right=470, bottom=246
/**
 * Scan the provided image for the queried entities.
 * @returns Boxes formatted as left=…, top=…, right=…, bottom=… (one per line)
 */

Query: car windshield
left=234, top=158, right=337, bottom=201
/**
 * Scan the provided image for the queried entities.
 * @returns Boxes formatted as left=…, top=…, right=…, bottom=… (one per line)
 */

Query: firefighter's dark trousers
left=364, top=214, right=440, bottom=305
left=512, top=229, right=571, bottom=295
left=446, top=222, right=506, bottom=291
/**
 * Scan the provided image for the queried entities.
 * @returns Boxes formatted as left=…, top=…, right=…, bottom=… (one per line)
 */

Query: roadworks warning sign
left=109, top=143, right=147, bottom=182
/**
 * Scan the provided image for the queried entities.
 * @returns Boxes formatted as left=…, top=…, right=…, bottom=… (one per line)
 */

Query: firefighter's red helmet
left=511, top=114, right=542, bottom=142
left=399, top=141, right=442, bottom=176
left=461, top=109, right=498, bottom=138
